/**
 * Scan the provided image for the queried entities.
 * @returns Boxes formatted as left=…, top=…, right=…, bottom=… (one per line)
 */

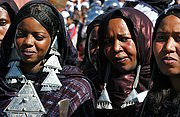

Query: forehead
left=0, top=6, right=9, bottom=16
left=108, top=18, right=128, bottom=29
left=107, top=18, right=130, bottom=35
left=17, top=17, right=49, bottom=34
left=158, top=15, right=180, bottom=30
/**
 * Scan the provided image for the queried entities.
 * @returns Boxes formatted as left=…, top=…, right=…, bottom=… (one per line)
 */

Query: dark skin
left=89, top=26, right=99, bottom=66
left=153, top=15, right=180, bottom=91
left=15, top=17, right=51, bottom=74
left=104, top=18, right=137, bottom=73
left=0, top=6, right=11, bottom=45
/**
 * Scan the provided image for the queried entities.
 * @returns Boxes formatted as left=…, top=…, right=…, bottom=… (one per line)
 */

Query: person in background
left=139, top=5, right=180, bottom=117
left=0, top=0, right=18, bottom=45
left=61, top=10, right=78, bottom=66
left=66, top=14, right=78, bottom=49
left=123, top=0, right=159, bottom=26
left=175, top=0, right=180, bottom=4
left=81, top=14, right=103, bottom=82
left=0, top=1, right=95, bottom=116
left=95, top=7, right=153, bottom=117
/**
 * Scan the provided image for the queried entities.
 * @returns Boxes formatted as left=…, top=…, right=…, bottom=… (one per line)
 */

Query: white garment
left=134, top=2, right=159, bottom=26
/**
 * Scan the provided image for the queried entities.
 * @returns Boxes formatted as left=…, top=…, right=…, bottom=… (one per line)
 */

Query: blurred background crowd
left=14, top=0, right=179, bottom=66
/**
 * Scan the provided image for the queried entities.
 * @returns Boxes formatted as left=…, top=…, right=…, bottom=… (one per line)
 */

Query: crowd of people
left=0, top=0, right=179, bottom=117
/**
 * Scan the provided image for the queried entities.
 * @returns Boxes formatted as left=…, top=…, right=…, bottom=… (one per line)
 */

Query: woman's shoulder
left=57, top=65, right=94, bottom=108
left=58, top=65, right=93, bottom=92
left=60, top=65, right=83, bottom=75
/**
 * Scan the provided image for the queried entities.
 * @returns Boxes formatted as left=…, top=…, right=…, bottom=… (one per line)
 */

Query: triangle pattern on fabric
left=4, top=80, right=46, bottom=116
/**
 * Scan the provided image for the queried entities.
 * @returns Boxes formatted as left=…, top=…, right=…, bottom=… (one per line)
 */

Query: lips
left=161, top=56, right=177, bottom=65
left=21, top=49, right=36, bottom=56
left=113, top=56, right=129, bottom=63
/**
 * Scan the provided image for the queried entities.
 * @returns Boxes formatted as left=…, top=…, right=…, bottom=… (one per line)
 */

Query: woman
left=139, top=5, right=180, bottom=117
left=0, top=1, right=94, bottom=116
left=81, top=14, right=103, bottom=79
left=0, top=0, right=18, bottom=44
left=95, top=7, right=153, bottom=116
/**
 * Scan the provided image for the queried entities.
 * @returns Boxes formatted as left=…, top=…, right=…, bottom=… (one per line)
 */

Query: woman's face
left=15, top=17, right=51, bottom=64
left=153, top=15, right=180, bottom=78
left=104, top=18, right=137, bottom=72
left=89, top=26, right=99, bottom=64
left=0, top=6, right=11, bottom=44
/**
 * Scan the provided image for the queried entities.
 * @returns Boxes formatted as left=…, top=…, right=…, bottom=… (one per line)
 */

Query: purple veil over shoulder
left=97, top=7, right=153, bottom=108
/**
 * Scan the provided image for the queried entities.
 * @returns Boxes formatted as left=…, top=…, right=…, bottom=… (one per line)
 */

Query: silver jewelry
left=4, top=80, right=46, bottom=116
left=5, top=45, right=25, bottom=84
left=97, top=83, right=113, bottom=109
left=41, top=35, right=62, bottom=91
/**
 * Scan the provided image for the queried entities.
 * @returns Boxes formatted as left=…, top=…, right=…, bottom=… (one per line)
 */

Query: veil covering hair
left=96, top=7, right=153, bottom=116
left=0, top=1, right=95, bottom=116
left=0, top=0, right=19, bottom=21
left=0, top=0, right=68, bottom=74
left=138, top=5, right=180, bottom=117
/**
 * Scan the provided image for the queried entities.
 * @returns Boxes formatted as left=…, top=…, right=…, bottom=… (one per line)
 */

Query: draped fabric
left=95, top=7, right=153, bottom=116
left=139, top=5, right=180, bottom=117
left=0, top=1, right=94, bottom=116
left=0, top=65, right=94, bottom=116
left=0, top=0, right=19, bottom=21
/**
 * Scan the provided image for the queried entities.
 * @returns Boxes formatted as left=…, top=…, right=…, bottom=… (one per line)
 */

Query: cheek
left=38, top=40, right=51, bottom=53
left=104, top=46, right=111, bottom=58
left=0, top=25, right=9, bottom=38
left=15, top=38, right=23, bottom=49
left=125, top=42, right=137, bottom=58
left=153, top=43, right=163, bottom=59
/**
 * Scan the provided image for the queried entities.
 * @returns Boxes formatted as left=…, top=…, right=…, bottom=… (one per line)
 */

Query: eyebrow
left=117, top=33, right=131, bottom=37
left=156, top=32, right=180, bottom=34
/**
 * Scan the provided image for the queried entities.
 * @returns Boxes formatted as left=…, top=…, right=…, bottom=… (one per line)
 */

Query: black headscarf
left=138, top=5, right=180, bottom=117
left=0, top=0, right=68, bottom=73
left=84, top=14, right=104, bottom=71
left=151, top=4, right=180, bottom=91
left=97, top=7, right=153, bottom=108
left=0, top=0, right=19, bottom=21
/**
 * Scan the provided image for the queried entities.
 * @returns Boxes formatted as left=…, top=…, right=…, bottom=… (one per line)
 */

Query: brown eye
left=155, top=35, right=166, bottom=42
left=34, top=35, right=44, bottom=41
left=104, top=38, right=113, bottom=45
left=0, top=20, right=7, bottom=26
left=174, top=36, right=180, bottom=42
left=16, top=30, right=25, bottom=38
left=120, top=37, right=129, bottom=42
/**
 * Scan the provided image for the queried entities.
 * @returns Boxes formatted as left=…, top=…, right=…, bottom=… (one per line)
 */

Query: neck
left=170, top=75, right=180, bottom=92
left=21, top=60, right=45, bottom=74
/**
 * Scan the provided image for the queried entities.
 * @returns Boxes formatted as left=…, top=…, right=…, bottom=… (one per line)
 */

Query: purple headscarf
left=97, top=7, right=153, bottom=110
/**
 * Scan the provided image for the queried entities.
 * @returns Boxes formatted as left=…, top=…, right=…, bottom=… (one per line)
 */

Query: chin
left=161, top=69, right=180, bottom=78
left=116, top=66, right=135, bottom=73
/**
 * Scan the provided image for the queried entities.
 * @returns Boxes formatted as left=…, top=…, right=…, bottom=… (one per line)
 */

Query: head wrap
left=98, top=7, right=153, bottom=80
left=85, top=14, right=104, bottom=70
left=97, top=7, right=153, bottom=108
left=15, top=3, right=58, bottom=40
left=0, top=0, right=19, bottom=21
left=0, top=1, right=68, bottom=73
left=152, top=4, right=180, bottom=91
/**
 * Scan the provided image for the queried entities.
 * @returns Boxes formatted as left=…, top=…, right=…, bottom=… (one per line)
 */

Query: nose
left=23, top=34, right=34, bottom=46
left=164, top=37, right=176, bottom=53
left=113, top=39, right=123, bottom=52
